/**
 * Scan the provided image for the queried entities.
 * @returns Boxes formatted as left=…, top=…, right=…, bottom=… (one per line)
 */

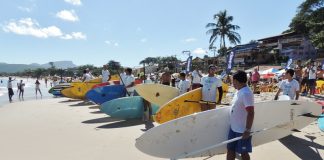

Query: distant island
left=0, top=61, right=77, bottom=73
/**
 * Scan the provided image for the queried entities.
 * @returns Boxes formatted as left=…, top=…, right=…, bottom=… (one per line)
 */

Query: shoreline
left=0, top=98, right=322, bottom=160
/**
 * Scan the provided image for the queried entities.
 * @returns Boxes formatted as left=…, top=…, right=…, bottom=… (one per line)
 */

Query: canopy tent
left=275, top=69, right=286, bottom=77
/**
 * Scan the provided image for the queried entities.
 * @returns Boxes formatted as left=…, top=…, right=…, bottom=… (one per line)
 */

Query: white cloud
left=2, top=18, right=86, bottom=40
left=64, top=0, right=82, bottom=6
left=56, top=10, right=79, bottom=22
left=104, top=40, right=119, bottom=46
left=193, top=48, right=207, bottom=55
left=18, top=6, right=32, bottom=12
left=184, top=38, right=197, bottom=43
left=62, top=32, right=87, bottom=40
left=140, top=38, right=147, bottom=43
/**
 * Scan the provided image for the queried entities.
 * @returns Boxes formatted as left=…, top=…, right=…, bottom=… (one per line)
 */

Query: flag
left=186, top=56, right=192, bottom=73
left=226, top=51, right=235, bottom=74
left=285, top=58, right=293, bottom=69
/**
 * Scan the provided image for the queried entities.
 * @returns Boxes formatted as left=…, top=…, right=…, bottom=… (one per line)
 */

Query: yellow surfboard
left=69, top=78, right=102, bottom=99
left=154, top=86, right=228, bottom=124
left=61, top=87, right=83, bottom=99
left=110, top=74, right=120, bottom=81
left=135, top=84, right=179, bottom=106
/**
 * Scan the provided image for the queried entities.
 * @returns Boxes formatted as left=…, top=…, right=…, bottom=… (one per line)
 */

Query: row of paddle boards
left=48, top=78, right=323, bottom=159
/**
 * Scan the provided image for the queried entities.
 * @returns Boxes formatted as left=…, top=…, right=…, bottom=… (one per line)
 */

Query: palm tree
left=206, top=10, right=241, bottom=50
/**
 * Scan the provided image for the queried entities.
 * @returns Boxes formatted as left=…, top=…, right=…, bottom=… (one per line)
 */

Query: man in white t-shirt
left=121, top=68, right=135, bottom=96
left=177, top=73, right=190, bottom=95
left=191, top=68, right=202, bottom=90
left=274, top=69, right=300, bottom=100
left=200, top=65, right=223, bottom=111
left=102, top=65, right=111, bottom=83
left=227, top=70, right=254, bottom=160
left=307, top=61, right=317, bottom=96
left=82, top=68, right=93, bottom=82
left=7, top=77, right=16, bottom=102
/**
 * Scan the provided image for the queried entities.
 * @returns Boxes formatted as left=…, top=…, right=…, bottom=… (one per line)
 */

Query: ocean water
left=0, top=77, right=52, bottom=107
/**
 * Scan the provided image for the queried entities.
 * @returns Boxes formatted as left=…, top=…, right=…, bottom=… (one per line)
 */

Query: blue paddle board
left=52, top=89, right=63, bottom=96
left=101, top=96, right=159, bottom=120
left=319, top=114, right=324, bottom=132
left=85, top=85, right=126, bottom=104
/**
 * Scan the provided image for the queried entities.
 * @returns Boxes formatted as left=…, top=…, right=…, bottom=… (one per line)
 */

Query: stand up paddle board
left=135, top=100, right=321, bottom=159
left=101, top=96, right=159, bottom=119
left=135, top=84, right=179, bottom=106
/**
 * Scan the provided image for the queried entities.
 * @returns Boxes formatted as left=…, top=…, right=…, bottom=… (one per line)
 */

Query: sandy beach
left=0, top=96, right=323, bottom=160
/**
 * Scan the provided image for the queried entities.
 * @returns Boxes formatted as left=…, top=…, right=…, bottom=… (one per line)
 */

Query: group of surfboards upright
left=44, top=62, right=322, bottom=160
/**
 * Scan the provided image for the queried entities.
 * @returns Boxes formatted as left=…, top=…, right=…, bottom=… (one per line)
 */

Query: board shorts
left=301, top=77, right=308, bottom=86
left=227, top=128, right=252, bottom=153
left=8, top=88, right=14, bottom=96
left=162, top=82, right=170, bottom=86
left=192, top=83, right=202, bottom=90
left=308, top=79, right=316, bottom=88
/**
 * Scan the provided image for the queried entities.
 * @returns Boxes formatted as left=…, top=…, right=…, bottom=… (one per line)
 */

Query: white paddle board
left=135, top=100, right=321, bottom=158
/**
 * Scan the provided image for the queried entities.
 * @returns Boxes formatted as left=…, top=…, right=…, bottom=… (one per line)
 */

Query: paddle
left=184, top=100, right=229, bottom=106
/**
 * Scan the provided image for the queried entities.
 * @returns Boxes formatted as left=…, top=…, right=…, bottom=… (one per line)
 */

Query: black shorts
left=308, top=79, right=316, bottom=87
left=301, top=78, right=308, bottom=86
left=8, top=88, right=14, bottom=95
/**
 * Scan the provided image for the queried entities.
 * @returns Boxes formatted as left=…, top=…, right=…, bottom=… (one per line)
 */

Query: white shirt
left=308, top=66, right=317, bottom=79
left=52, top=81, right=59, bottom=87
left=200, top=76, right=222, bottom=102
left=102, top=70, right=110, bottom=82
left=192, top=70, right=201, bottom=84
left=83, top=73, right=92, bottom=82
left=279, top=79, right=300, bottom=100
left=230, top=86, right=254, bottom=133
left=121, top=74, right=135, bottom=93
left=7, top=80, right=13, bottom=88
left=177, top=79, right=190, bottom=95
left=19, top=83, right=25, bottom=90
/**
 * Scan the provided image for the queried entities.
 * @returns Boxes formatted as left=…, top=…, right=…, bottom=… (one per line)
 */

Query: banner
left=226, top=51, right=235, bottom=73
left=186, top=56, right=192, bottom=73
left=285, top=58, right=293, bottom=69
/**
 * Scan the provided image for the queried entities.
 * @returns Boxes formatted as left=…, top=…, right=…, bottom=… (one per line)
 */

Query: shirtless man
left=160, top=67, right=171, bottom=86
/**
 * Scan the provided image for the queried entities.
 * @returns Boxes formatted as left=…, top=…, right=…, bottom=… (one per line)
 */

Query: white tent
left=259, top=68, right=279, bottom=75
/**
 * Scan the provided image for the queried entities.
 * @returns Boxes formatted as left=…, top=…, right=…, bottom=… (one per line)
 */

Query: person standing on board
left=227, top=70, right=254, bottom=160
left=7, top=77, right=15, bottom=102
left=121, top=68, right=135, bottom=96
left=191, top=68, right=203, bottom=90
left=177, top=72, right=191, bottom=95
left=251, top=68, right=260, bottom=94
left=200, top=65, right=223, bottom=111
left=160, top=67, right=171, bottom=86
left=35, top=79, right=42, bottom=98
left=274, top=69, right=300, bottom=100
left=102, top=65, right=111, bottom=83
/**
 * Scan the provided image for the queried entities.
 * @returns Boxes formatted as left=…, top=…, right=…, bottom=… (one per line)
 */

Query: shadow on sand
left=69, top=101, right=95, bottom=107
left=279, top=135, right=324, bottom=160
left=82, top=117, right=122, bottom=124
left=89, top=106, right=100, bottom=109
left=96, top=119, right=143, bottom=129
left=59, top=99, right=83, bottom=103
left=90, top=110, right=104, bottom=114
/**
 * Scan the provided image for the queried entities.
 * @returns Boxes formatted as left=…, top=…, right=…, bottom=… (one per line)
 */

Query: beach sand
left=0, top=96, right=323, bottom=160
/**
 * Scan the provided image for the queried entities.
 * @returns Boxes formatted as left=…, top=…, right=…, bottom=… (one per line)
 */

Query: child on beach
left=274, top=69, right=300, bottom=100
left=177, top=73, right=190, bottom=95
left=7, top=77, right=15, bottom=102
left=35, top=79, right=42, bottom=97
left=121, top=68, right=135, bottom=96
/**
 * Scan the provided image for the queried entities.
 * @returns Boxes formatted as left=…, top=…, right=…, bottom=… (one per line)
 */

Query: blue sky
left=0, top=0, right=303, bottom=67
